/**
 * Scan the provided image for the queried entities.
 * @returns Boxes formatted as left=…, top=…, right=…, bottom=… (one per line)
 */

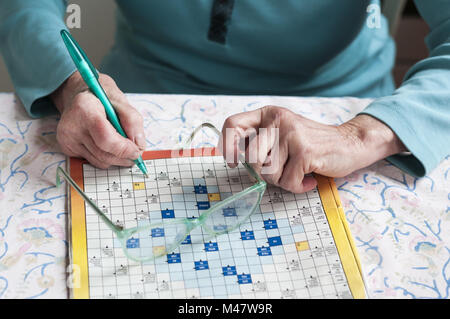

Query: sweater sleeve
left=359, top=0, right=450, bottom=177
left=0, top=0, right=76, bottom=118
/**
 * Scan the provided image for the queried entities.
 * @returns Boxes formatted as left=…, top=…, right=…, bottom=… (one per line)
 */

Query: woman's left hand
left=219, top=106, right=406, bottom=193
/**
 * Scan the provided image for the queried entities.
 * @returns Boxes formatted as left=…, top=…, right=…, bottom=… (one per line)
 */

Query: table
left=0, top=92, right=448, bottom=299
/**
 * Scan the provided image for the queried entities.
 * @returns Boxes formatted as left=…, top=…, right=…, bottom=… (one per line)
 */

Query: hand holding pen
left=51, top=30, right=148, bottom=176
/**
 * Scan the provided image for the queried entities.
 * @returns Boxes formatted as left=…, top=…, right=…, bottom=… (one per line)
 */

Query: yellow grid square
left=152, top=246, right=166, bottom=256
left=133, top=182, right=146, bottom=190
left=296, top=241, right=309, bottom=251
left=208, top=193, right=221, bottom=201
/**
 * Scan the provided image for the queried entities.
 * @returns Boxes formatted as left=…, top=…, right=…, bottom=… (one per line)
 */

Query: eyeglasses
left=57, top=123, right=267, bottom=262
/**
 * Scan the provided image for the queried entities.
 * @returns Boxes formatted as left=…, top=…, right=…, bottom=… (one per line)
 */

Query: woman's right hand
left=50, top=71, right=147, bottom=169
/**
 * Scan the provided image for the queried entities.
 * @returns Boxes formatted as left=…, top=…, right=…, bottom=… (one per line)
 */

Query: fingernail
left=135, top=133, right=146, bottom=150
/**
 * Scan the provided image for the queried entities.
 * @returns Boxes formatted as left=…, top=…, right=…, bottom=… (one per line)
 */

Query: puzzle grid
left=80, top=155, right=352, bottom=299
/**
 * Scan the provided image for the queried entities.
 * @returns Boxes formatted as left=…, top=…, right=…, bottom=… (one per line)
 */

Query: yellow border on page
left=68, top=157, right=90, bottom=299
left=315, top=174, right=365, bottom=299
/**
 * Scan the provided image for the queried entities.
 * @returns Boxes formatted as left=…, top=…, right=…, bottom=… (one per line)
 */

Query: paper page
left=68, top=148, right=364, bottom=299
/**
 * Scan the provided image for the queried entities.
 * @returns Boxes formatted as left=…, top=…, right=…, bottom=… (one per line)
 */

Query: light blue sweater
left=0, top=0, right=449, bottom=177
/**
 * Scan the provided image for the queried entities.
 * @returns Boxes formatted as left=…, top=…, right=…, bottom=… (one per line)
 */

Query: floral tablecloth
left=0, top=92, right=448, bottom=299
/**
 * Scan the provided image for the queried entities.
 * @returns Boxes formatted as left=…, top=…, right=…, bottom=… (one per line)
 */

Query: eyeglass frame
left=57, top=123, right=267, bottom=262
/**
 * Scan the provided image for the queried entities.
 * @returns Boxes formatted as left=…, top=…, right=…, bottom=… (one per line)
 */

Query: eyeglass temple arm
left=184, top=122, right=265, bottom=184
left=56, top=166, right=123, bottom=233
left=180, top=122, right=220, bottom=149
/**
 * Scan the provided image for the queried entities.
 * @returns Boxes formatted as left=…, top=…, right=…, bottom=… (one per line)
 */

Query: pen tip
left=144, top=173, right=149, bottom=178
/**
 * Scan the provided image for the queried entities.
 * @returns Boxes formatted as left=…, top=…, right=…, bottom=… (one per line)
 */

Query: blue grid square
left=257, top=246, right=272, bottom=256
left=181, top=235, right=192, bottom=245
left=196, top=201, right=210, bottom=210
left=263, top=219, right=278, bottom=229
left=240, top=230, right=255, bottom=240
left=194, top=185, right=208, bottom=194
left=167, top=253, right=181, bottom=264
left=151, top=228, right=164, bottom=237
left=194, top=260, right=209, bottom=271
left=222, top=265, right=237, bottom=276
left=161, top=209, right=175, bottom=218
left=204, top=242, right=219, bottom=252
left=267, top=236, right=282, bottom=246
left=126, top=238, right=139, bottom=249
left=237, top=273, right=252, bottom=284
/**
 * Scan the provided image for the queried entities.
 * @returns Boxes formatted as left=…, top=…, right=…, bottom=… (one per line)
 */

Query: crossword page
left=70, top=150, right=362, bottom=299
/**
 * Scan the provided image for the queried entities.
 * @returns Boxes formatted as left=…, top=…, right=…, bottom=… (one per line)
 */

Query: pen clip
left=60, top=29, right=99, bottom=79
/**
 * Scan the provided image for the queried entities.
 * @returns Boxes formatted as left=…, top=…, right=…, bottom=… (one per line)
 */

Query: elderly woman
left=0, top=0, right=448, bottom=193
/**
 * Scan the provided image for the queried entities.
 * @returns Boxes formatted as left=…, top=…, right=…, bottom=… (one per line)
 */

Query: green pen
left=60, top=30, right=148, bottom=177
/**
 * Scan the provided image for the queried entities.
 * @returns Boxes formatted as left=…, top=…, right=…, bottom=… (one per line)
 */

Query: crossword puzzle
left=69, top=149, right=362, bottom=299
